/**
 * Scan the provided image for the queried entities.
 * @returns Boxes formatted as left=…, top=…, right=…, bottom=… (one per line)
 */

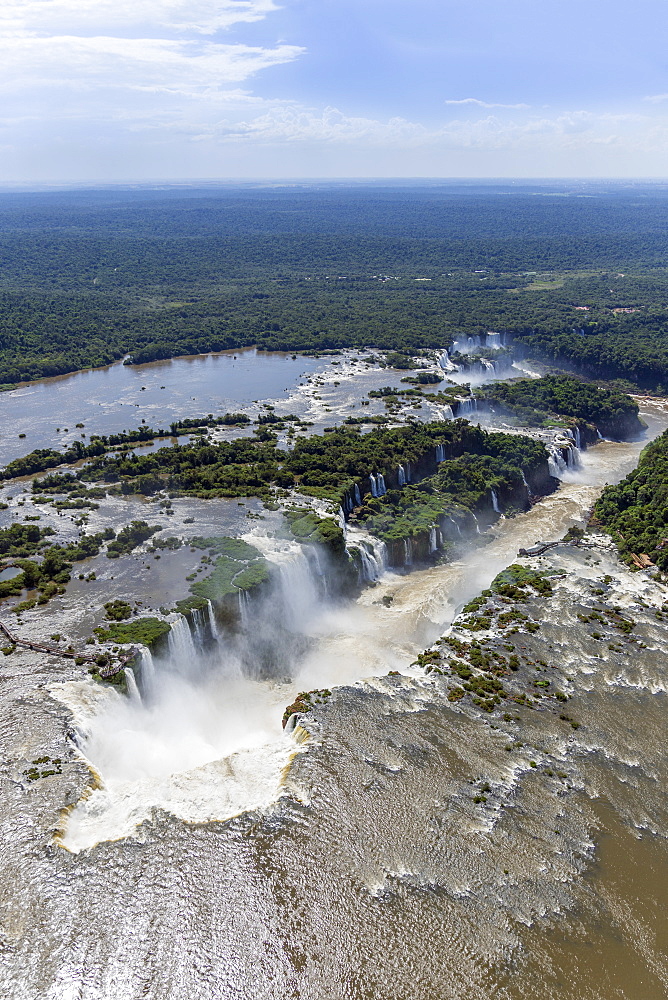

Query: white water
left=124, top=669, right=141, bottom=703
left=167, top=616, right=198, bottom=673
left=57, top=403, right=668, bottom=853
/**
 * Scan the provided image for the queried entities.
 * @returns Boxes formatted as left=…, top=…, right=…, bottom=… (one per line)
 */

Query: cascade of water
left=206, top=600, right=222, bottom=645
left=448, top=516, right=462, bottom=536
left=237, top=588, right=252, bottom=631
left=369, top=474, right=378, bottom=498
left=337, top=506, right=347, bottom=535
left=354, top=484, right=362, bottom=506
left=124, top=668, right=142, bottom=703
left=439, top=350, right=459, bottom=373
left=456, top=397, right=478, bottom=416
left=273, top=546, right=322, bottom=632
left=491, top=489, right=501, bottom=514
left=429, top=526, right=438, bottom=553
left=521, top=470, right=530, bottom=488
left=480, top=358, right=496, bottom=373
left=168, top=616, right=199, bottom=671
left=377, top=473, right=386, bottom=496
left=441, top=405, right=454, bottom=421
left=191, top=607, right=207, bottom=647
left=471, top=513, right=481, bottom=535
left=352, top=538, right=387, bottom=582
left=485, top=332, right=503, bottom=350
left=397, top=465, right=406, bottom=487
left=597, top=429, right=604, bottom=440
left=574, top=426, right=582, bottom=450
left=435, top=444, right=446, bottom=463
left=566, top=445, right=582, bottom=469
left=138, top=647, right=156, bottom=692
left=403, top=537, right=413, bottom=566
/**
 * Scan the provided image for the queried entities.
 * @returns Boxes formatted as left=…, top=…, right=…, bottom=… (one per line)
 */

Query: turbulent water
left=1, top=404, right=668, bottom=998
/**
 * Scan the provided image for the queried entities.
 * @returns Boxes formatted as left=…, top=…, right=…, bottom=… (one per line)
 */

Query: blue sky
left=0, top=0, right=667, bottom=182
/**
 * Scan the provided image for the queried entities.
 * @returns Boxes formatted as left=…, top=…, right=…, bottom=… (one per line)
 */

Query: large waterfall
left=168, top=615, right=199, bottom=669
left=547, top=430, right=582, bottom=478
left=369, top=472, right=387, bottom=497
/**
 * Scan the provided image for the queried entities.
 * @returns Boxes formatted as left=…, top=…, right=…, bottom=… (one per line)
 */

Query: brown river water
left=0, top=401, right=667, bottom=998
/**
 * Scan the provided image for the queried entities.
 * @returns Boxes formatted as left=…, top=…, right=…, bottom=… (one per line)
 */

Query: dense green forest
left=1, top=185, right=668, bottom=387
left=594, top=430, right=668, bottom=571
left=477, top=375, right=642, bottom=437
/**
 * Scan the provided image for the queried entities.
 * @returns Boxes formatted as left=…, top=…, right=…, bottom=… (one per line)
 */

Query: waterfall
left=429, top=526, right=438, bottom=553
left=453, top=335, right=481, bottom=354
left=271, top=546, right=322, bottom=632
left=548, top=445, right=567, bottom=478
left=485, top=332, right=503, bottom=350
left=436, top=444, right=446, bottom=463
left=168, top=615, right=198, bottom=669
left=403, top=538, right=413, bottom=566
left=138, top=647, right=156, bottom=691
left=354, top=484, right=362, bottom=506
left=448, top=516, right=462, bottom=536
left=521, top=470, right=529, bottom=488
left=440, top=404, right=454, bottom=421
left=237, top=589, right=252, bottom=631
left=206, top=600, right=222, bottom=643
left=124, top=668, right=142, bottom=703
left=480, top=358, right=496, bottom=373
left=351, top=537, right=387, bottom=582
left=369, top=474, right=378, bottom=498
left=456, top=397, right=477, bottom=417
left=472, top=513, right=481, bottom=535
left=398, top=465, right=406, bottom=487
left=597, top=429, right=604, bottom=441
left=491, top=489, right=501, bottom=514
left=574, top=426, right=582, bottom=450
left=337, top=506, right=347, bottom=535
left=191, top=607, right=207, bottom=647
left=377, top=474, right=387, bottom=496
left=439, top=350, right=459, bottom=373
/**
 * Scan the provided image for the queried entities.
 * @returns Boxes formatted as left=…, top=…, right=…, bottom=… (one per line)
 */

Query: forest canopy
left=1, top=185, right=668, bottom=387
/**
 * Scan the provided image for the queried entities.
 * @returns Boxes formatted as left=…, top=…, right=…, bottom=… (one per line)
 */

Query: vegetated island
left=475, top=374, right=645, bottom=440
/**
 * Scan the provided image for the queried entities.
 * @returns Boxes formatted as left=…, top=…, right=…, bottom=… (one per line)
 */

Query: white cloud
left=444, top=98, right=531, bottom=110
left=0, top=35, right=303, bottom=95
left=0, top=1, right=279, bottom=37
left=643, top=93, right=668, bottom=103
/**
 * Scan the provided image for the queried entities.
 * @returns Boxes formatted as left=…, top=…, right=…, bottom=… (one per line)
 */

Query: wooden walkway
left=0, top=619, right=128, bottom=678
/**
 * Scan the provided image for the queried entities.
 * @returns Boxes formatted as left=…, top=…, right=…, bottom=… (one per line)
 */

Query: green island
left=476, top=374, right=644, bottom=439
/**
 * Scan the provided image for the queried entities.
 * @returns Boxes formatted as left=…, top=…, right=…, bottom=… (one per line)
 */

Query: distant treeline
left=1, top=188, right=668, bottom=387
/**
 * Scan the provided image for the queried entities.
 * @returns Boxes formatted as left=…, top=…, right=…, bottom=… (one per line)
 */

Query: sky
left=1, top=0, right=667, bottom=182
